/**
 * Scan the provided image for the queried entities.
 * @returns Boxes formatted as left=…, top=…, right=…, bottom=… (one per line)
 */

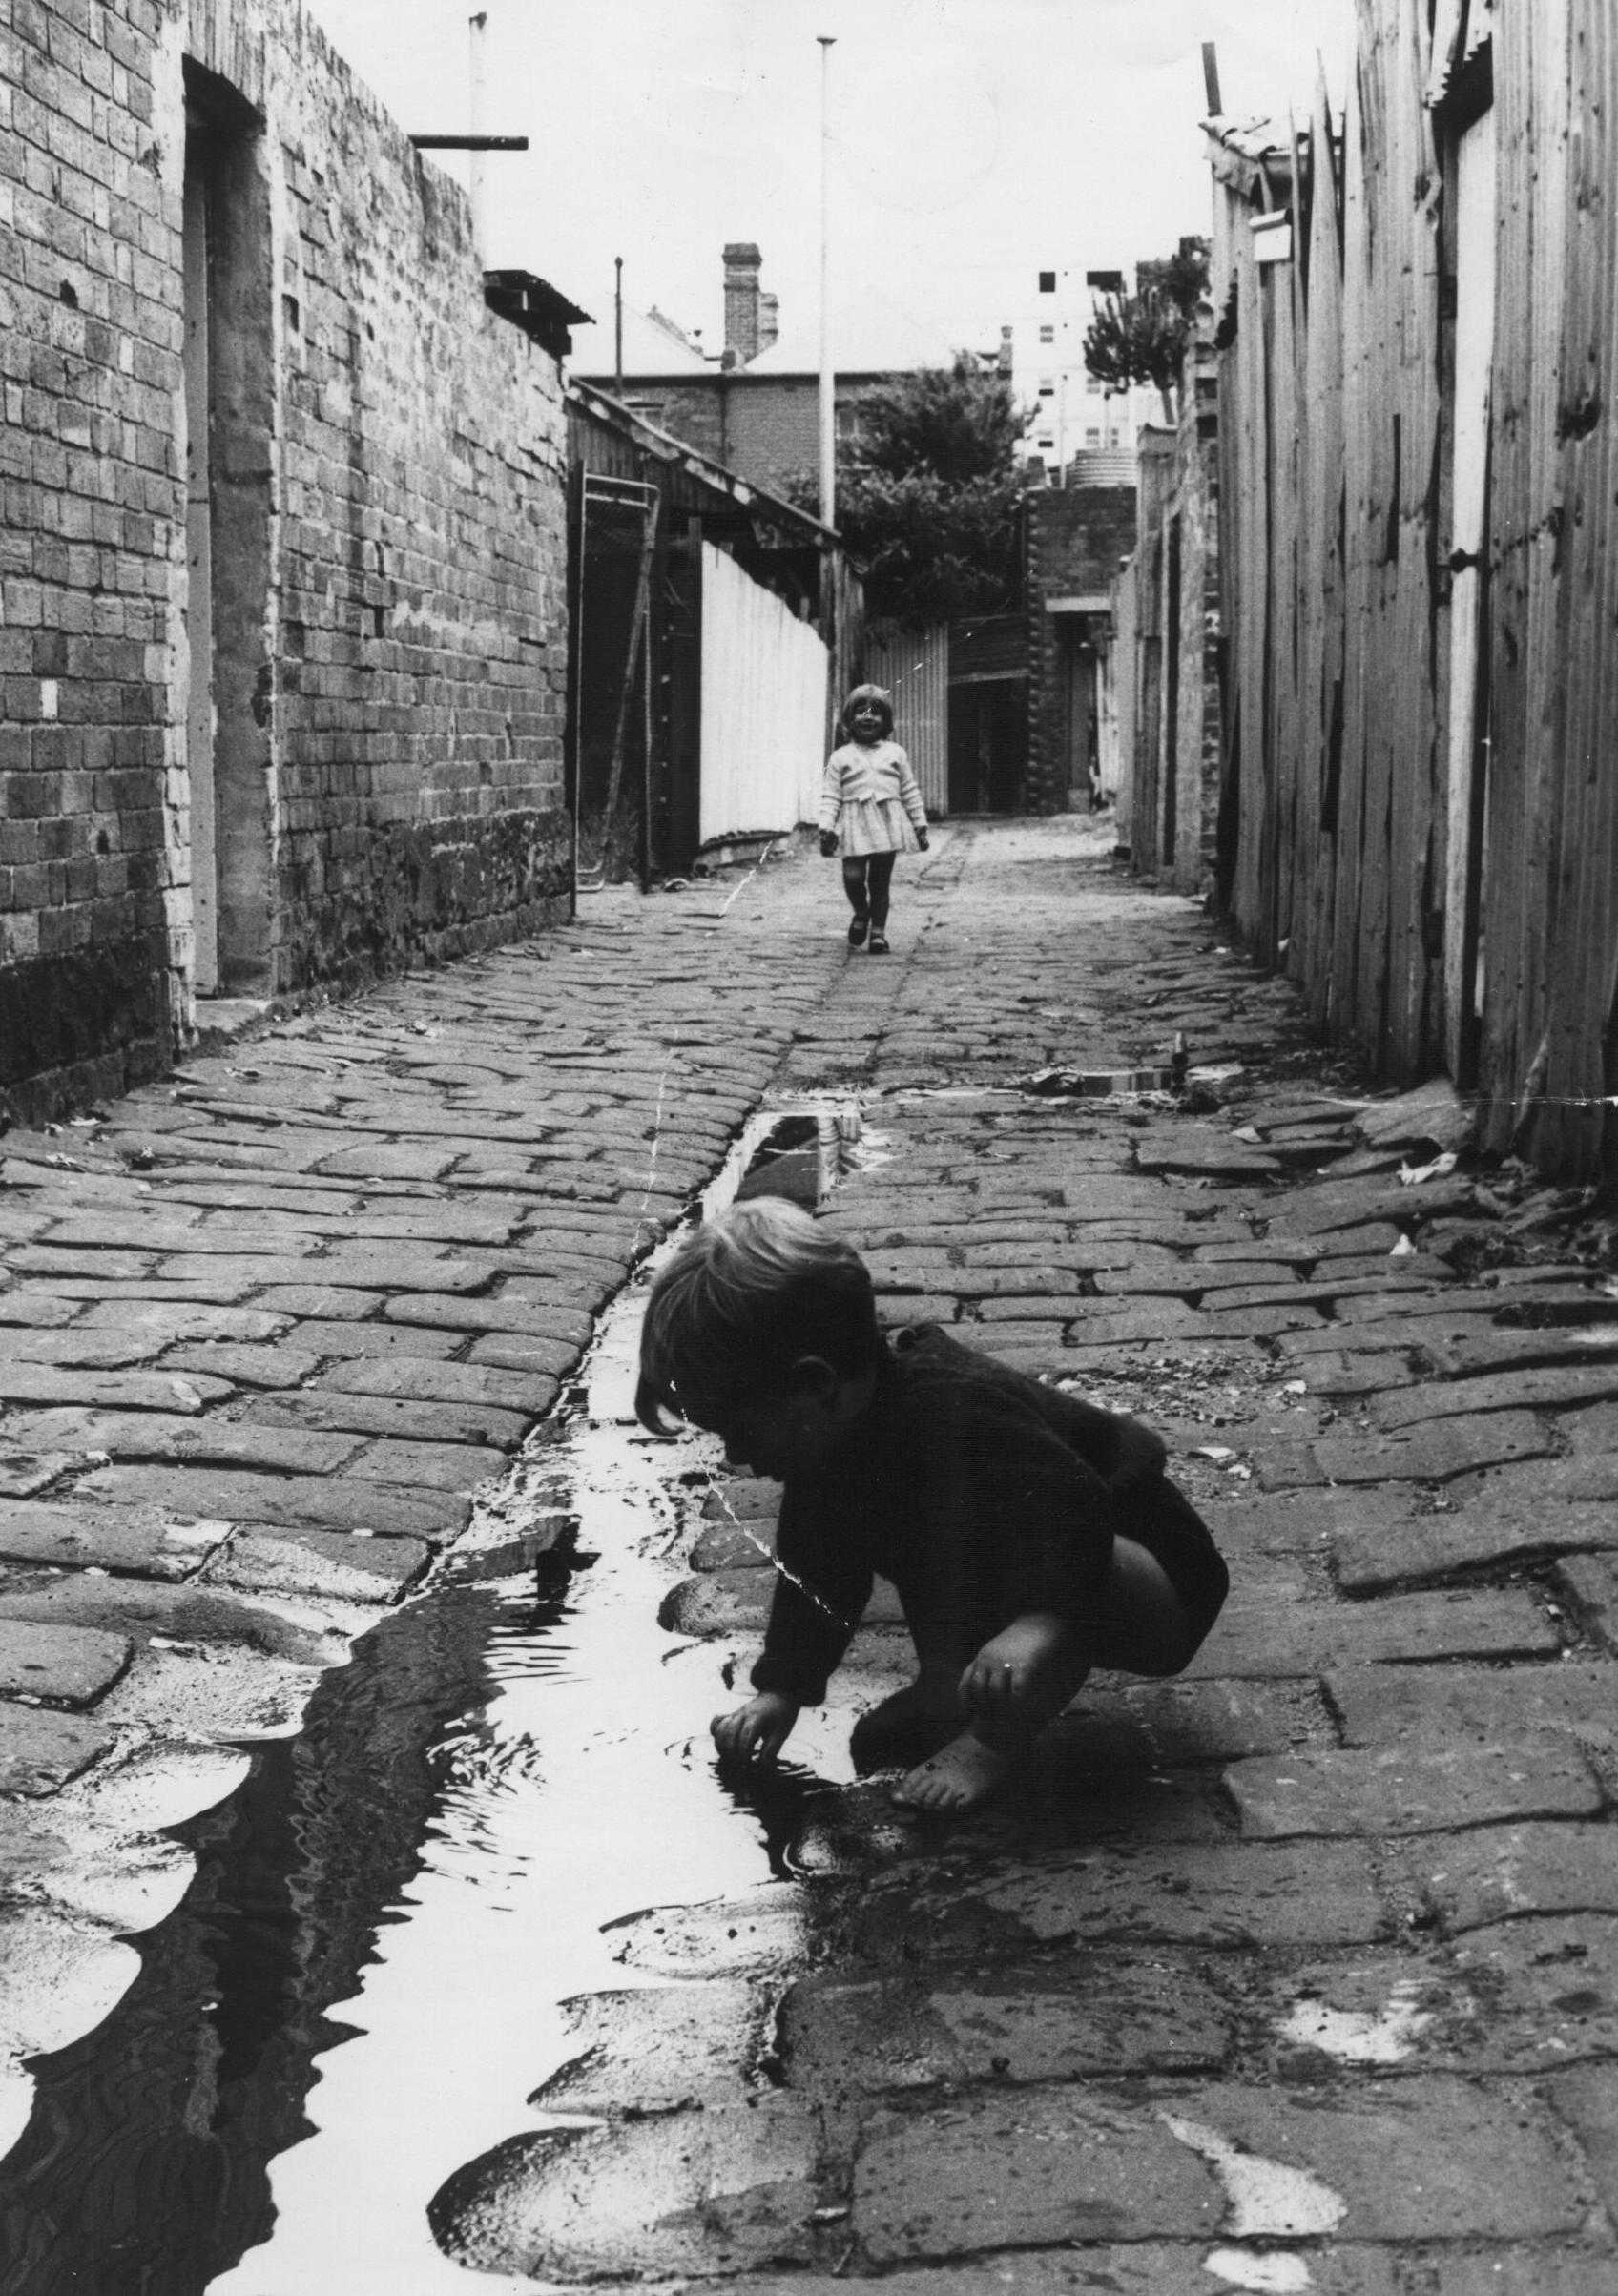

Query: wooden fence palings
left=1331, top=43, right=1373, bottom=1048
left=1273, top=146, right=1306, bottom=965
left=1206, top=0, right=1617, bottom=1180
left=1287, top=114, right=1318, bottom=992
left=1355, top=0, right=1397, bottom=1064
left=1544, top=1, right=1618, bottom=1174
left=1389, top=0, right=1443, bottom=1075
left=1307, top=76, right=1348, bottom=1029
left=1238, top=215, right=1270, bottom=940
left=1521, top=5, right=1574, bottom=1143
left=1479, top=0, right=1534, bottom=1139
left=1590, top=1, right=1618, bottom=1176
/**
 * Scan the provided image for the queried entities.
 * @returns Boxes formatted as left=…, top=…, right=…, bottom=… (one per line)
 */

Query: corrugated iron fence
left=864, top=620, right=949, bottom=816
left=1211, top=0, right=1618, bottom=1179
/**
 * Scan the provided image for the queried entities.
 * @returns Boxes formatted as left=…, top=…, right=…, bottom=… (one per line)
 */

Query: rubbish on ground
left=1400, top=1151, right=1459, bottom=1186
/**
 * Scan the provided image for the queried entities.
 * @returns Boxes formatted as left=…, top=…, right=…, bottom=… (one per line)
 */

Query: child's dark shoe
left=868, top=933, right=890, bottom=956
left=847, top=915, right=869, bottom=948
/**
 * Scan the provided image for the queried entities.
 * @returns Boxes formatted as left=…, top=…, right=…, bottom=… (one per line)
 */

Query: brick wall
left=581, top=369, right=899, bottom=501
left=1, top=0, right=570, bottom=1124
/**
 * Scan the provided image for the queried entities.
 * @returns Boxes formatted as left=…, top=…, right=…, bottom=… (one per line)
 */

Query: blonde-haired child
left=819, top=684, right=929, bottom=954
left=637, top=1200, right=1229, bottom=1813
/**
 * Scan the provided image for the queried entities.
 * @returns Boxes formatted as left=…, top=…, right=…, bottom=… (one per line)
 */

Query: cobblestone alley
left=2, top=817, right=1617, bottom=2293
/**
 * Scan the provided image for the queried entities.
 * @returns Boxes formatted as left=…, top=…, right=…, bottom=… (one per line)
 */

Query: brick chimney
left=723, top=242, right=763, bottom=363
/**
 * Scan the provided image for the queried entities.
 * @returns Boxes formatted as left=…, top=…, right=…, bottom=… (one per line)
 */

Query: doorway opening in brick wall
left=182, top=63, right=276, bottom=999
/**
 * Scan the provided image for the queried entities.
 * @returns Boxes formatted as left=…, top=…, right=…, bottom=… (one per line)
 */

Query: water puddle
left=0, top=1104, right=868, bottom=2292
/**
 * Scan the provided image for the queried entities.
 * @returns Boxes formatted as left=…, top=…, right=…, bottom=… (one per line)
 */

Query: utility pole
left=467, top=11, right=488, bottom=249
left=818, top=34, right=836, bottom=528
left=614, top=256, right=624, bottom=393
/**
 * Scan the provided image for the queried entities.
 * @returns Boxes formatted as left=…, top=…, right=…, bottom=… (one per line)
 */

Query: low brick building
left=2, top=0, right=578, bottom=1124
left=578, top=245, right=920, bottom=500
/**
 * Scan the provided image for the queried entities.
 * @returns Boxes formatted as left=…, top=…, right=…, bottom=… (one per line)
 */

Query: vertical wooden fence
left=1210, top=0, right=1618, bottom=1180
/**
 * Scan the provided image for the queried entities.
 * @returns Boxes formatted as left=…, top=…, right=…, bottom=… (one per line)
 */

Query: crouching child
left=635, top=1200, right=1229, bottom=1814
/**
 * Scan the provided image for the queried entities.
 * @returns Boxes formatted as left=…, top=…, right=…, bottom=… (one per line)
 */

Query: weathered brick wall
left=578, top=369, right=899, bottom=501
left=1, top=0, right=570, bottom=1124
left=2, top=0, right=181, bottom=1117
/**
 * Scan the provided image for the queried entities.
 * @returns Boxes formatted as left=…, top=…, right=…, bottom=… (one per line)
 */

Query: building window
left=1038, top=270, right=1056, bottom=293
left=1038, top=376, right=1054, bottom=397
left=1036, top=435, right=1055, bottom=451
left=1038, top=323, right=1055, bottom=344
left=1085, top=427, right=1101, bottom=446
left=1086, top=377, right=1103, bottom=397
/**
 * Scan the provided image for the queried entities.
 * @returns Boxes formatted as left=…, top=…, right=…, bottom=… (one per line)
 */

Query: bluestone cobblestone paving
left=6, top=817, right=1618, bottom=2283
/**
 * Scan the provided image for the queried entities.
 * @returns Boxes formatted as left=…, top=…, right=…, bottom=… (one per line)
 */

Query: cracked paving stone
left=1308, top=1411, right=1555, bottom=1482
left=428, top=2100, right=820, bottom=2282
left=0, top=1411, right=363, bottom=1477
left=0, top=1619, right=133, bottom=1706
left=0, top=1706, right=115, bottom=1795
left=0, top=1500, right=227, bottom=1579
left=74, top=1466, right=467, bottom=1542
left=851, top=2085, right=1222, bottom=2260
left=1334, top=1501, right=1618, bottom=1592
left=1397, top=1821, right=1618, bottom=1933
left=1326, top=1662, right=1616, bottom=1753
left=716, top=2249, right=1405, bottom=2296
left=780, top=1955, right=1233, bottom=2096
left=0, top=1365, right=235, bottom=1412
left=0, top=1450, right=85, bottom=1498
left=1555, top=1555, right=1618, bottom=1650
left=384, top=1295, right=594, bottom=1347
left=345, top=1437, right=508, bottom=1493
left=869, top=1838, right=1394, bottom=1953
left=1154, top=2075, right=1591, bottom=2240
left=238, top=1390, right=532, bottom=1449
left=313, top=1355, right=552, bottom=1413
left=200, top=1528, right=429, bottom=1604
left=529, top=1979, right=769, bottom=2115
left=1226, top=1736, right=1603, bottom=1837
left=161, top=1345, right=322, bottom=1390
left=1186, top=1585, right=1558, bottom=1676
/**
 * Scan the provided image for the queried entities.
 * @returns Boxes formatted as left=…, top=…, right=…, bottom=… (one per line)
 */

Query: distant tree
left=1083, top=238, right=1211, bottom=423
left=787, top=354, right=1025, bottom=626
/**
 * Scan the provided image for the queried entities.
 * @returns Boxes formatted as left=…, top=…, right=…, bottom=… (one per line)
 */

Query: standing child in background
left=636, top=1201, right=1230, bottom=1815
left=819, top=684, right=929, bottom=954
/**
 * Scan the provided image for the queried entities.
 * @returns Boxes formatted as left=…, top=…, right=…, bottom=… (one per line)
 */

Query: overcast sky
left=304, top=0, right=1356, bottom=370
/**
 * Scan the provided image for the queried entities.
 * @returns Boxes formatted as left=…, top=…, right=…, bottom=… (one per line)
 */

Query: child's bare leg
left=893, top=1538, right=1193, bottom=1814
left=848, top=1662, right=963, bottom=1774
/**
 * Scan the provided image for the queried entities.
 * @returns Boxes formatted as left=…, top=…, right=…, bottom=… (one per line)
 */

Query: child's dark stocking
left=841, top=858, right=870, bottom=946
left=866, top=853, right=896, bottom=931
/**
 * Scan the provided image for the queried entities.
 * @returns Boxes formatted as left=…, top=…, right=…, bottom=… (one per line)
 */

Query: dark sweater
left=749, top=1325, right=1216, bottom=1707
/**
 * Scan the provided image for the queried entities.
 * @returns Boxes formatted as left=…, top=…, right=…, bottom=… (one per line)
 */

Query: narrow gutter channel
left=0, top=1107, right=865, bottom=2295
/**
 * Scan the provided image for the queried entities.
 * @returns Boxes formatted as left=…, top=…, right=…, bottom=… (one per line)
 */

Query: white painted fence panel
left=699, top=542, right=829, bottom=845
left=864, top=619, right=949, bottom=816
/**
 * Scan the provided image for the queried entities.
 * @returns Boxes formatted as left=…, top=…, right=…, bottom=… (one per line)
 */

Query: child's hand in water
left=711, top=1691, right=800, bottom=1766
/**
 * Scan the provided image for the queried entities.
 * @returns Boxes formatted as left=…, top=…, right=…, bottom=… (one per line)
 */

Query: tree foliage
left=788, top=355, right=1024, bottom=625
left=1082, top=238, right=1211, bottom=419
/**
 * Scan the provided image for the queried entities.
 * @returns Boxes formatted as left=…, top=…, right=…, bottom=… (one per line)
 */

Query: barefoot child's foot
left=891, top=1729, right=1010, bottom=1813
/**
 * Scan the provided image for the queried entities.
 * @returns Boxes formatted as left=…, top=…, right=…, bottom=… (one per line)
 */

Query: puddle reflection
left=0, top=1124, right=873, bottom=2293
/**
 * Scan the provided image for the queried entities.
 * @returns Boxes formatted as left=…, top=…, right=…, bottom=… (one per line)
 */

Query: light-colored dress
left=819, top=737, right=928, bottom=857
